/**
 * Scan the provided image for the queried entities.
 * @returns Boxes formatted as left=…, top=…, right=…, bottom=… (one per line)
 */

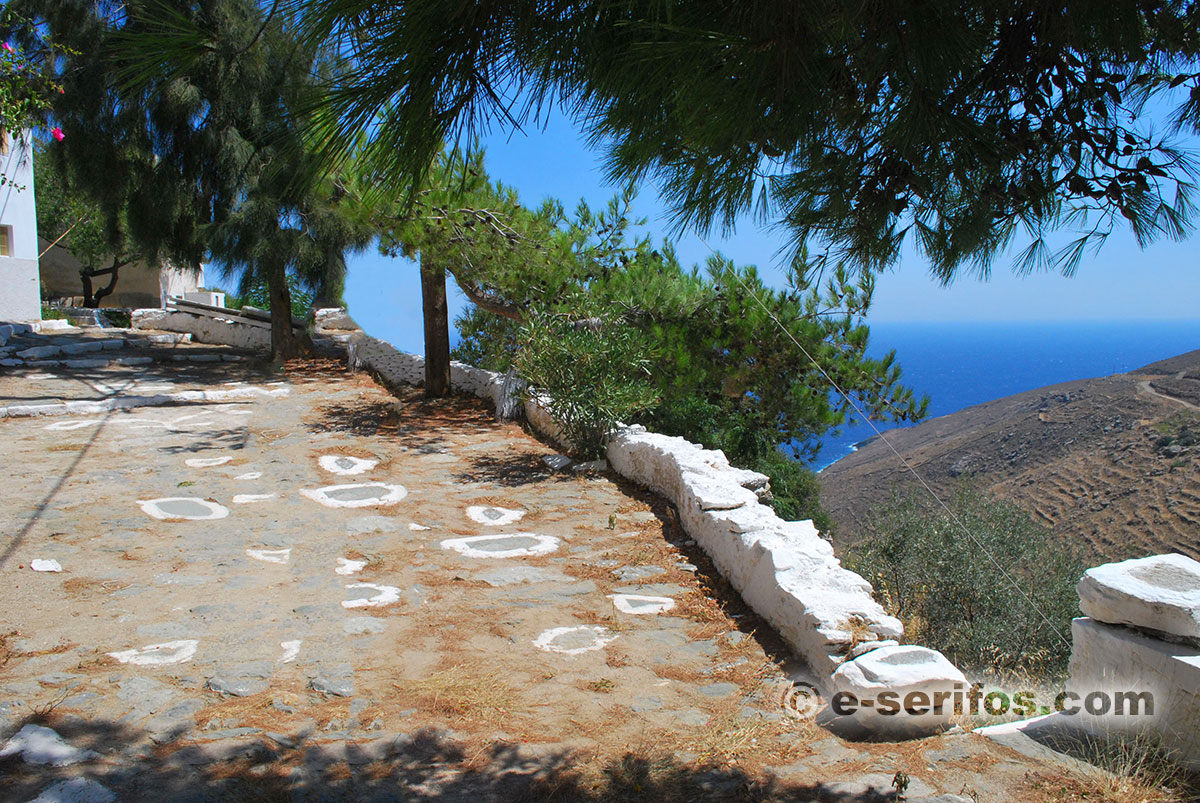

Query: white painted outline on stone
left=233, top=494, right=275, bottom=504
left=137, top=497, right=230, bottom=521
left=30, top=559, right=63, bottom=572
left=466, top=505, right=525, bottom=526
left=300, top=482, right=408, bottom=509
left=440, top=533, right=560, bottom=559
left=533, top=625, right=618, bottom=655
left=246, top=548, right=291, bottom=564
left=318, top=454, right=379, bottom=476
left=185, top=456, right=233, bottom=468
left=336, top=558, right=367, bottom=575
left=236, top=472, right=263, bottom=480
left=107, top=639, right=198, bottom=666
left=608, top=594, right=675, bottom=615
left=408, top=523, right=430, bottom=531
left=279, top=640, right=301, bottom=663
left=43, top=420, right=100, bottom=431
left=342, top=583, right=401, bottom=608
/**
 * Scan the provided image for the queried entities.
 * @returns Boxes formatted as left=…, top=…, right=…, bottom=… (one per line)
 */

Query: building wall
left=39, top=238, right=205, bottom=308
left=0, top=130, right=41, bottom=320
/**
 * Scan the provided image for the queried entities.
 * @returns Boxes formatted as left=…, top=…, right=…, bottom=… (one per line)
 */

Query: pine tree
left=308, top=0, right=1200, bottom=279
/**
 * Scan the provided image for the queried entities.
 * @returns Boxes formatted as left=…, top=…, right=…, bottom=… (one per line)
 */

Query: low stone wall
left=1063, top=554, right=1200, bottom=769
left=345, top=332, right=965, bottom=718
left=133, top=308, right=271, bottom=351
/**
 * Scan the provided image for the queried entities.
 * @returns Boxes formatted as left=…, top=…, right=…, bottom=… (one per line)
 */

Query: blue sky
left=344, top=108, right=1200, bottom=355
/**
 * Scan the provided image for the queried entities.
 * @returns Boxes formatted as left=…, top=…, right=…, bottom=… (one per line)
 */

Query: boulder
left=830, top=645, right=967, bottom=736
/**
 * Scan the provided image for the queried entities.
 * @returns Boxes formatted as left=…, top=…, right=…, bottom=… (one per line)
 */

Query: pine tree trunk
left=420, top=256, right=451, bottom=397
left=267, top=263, right=307, bottom=362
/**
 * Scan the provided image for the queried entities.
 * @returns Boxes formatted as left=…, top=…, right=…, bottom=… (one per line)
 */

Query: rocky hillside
left=819, top=348, right=1200, bottom=562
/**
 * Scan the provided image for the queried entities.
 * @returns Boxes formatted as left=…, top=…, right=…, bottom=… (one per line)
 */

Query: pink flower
left=1, top=43, right=13, bottom=53
left=51, top=127, right=65, bottom=142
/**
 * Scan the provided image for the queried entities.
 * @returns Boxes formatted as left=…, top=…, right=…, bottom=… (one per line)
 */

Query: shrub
left=514, top=312, right=659, bottom=459
left=846, top=485, right=1085, bottom=678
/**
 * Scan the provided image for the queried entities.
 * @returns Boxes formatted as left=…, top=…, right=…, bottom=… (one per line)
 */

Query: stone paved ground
left=0, top=330, right=1094, bottom=801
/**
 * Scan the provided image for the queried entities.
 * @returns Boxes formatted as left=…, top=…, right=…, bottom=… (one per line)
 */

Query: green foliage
left=34, top=143, right=148, bottom=306
left=516, top=312, right=659, bottom=459
left=445, top=155, right=926, bottom=524
left=19, top=0, right=374, bottom=355
left=225, top=274, right=314, bottom=320
left=308, top=0, right=1200, bottom=280
left=846, top=486, right=1085, bottom=678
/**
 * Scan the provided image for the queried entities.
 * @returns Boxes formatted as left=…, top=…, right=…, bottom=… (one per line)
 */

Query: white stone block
left=1066, top=617, right=1200, bottom=770
left=1078, top=553, right=1200, bottom=639
left=830, top=645, right=968, bottom=736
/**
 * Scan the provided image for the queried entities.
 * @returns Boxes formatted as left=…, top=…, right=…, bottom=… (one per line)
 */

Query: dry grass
left=403, top=662, right=519, bottom=723
left=684, top=704, right=792, bottom=766
left=0, top=630, right=19, bottom=669
left=1024, top=733, right=1198, bottom=803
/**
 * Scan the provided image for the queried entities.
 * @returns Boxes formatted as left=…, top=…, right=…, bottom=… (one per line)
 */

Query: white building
left=0, top=128, right=41, bottom=321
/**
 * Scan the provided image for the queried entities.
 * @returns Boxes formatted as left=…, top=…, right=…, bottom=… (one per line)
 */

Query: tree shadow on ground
left=307, top=386, right=498, bottom=454
left=451, top=453, right=579, bottom=487
left=0, top=715, right=905, bottom=802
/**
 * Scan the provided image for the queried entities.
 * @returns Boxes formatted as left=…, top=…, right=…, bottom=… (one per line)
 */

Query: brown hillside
left=818, top=348, right=1200, bottom=563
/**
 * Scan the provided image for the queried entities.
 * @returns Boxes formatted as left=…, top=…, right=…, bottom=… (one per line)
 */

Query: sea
left=807, top=320, right=1200, bottom=472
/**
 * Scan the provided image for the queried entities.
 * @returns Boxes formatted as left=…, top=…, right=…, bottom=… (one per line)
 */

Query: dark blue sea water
left=808, top=320, right=1200, bottom=472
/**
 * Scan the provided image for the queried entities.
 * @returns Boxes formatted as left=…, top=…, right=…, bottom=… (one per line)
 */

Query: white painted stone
left=342, top=583, right=401, bottom=608
left=137, top=497, right=230, bottom=521
left=830, top=645, right=968, bottom=735
left=300, top=482, right=408, bottom=508
left=30, top=559, right=62, bottom=572
left=185, top=455, right=233, bottom=468
left=233, top=494, right=275, bottom=504
left=605, top=425, right=903, bottom=677
left=43, top=420, right=100, bottom=431
left=246, top=548, right=291, bottom=564
left=1077, top=553, right=1200, bottom=639
left=336, top=558, right=367, bottom=575
left=440, top=533, right=560, bottom=559
left=608, top=594, right=675, bottom=615
left=0, top=725, right=97, bottom=766
left=107, top=639, right=198, bottom=666
left=533, top=625, right=618, bottom=655
left=236, top=472, right=263, bottom=480
left=408, top=522, right=431, bottom=531
left=279, top=640, right=302, bottom=663
left=315, top=307, right=359, bottom=331
left=318, top=454, right=379, bottom=476
left=1, top=386, right=287, bottom=419
left=466, top=505, right=525, bottom=526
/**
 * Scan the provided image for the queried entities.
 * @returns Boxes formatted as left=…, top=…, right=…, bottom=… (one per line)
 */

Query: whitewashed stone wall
left=346, top=334, right=945, bottom=691
left=132, top=308, right=271, bottom=351
left=1063, top=554, right=1200, bottom=769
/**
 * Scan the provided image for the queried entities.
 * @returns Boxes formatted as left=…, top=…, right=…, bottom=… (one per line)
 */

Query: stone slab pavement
left=0, top=347, right=1090, bottom=801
